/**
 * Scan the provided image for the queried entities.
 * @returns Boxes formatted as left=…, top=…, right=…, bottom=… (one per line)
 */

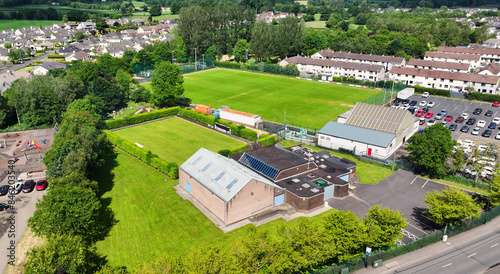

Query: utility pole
left=194, top=48, right=197, bottom=72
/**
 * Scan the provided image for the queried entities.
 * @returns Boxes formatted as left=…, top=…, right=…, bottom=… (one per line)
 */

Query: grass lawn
left=130, top=11, right=179, bottom=20
left=0, top=20, right=60, bottom=31
left=280, top=140, right=394, bottom=184
left=177, top=68, right=380, bottom=128
left=113, top=116, right=245, bottom=163
left=96, top=149, right=337, bottom=269
left=305, top=20, right=327, bottom=28
left=0, top=5, right=121, bottom=16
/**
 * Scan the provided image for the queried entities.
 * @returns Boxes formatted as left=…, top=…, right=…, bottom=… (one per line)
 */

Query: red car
left=424, top=111, right=434, bottom=118
left=455, top=116, right=464, bottom=123
left=35, top=179, right=47, bottom=191
left=444, top=115, right=453, bottom=122
left=415, top=110, right=425, bottom=117
left=493, top=101, right=499, bottom=107
left=419, top=118, right=425, bottom=125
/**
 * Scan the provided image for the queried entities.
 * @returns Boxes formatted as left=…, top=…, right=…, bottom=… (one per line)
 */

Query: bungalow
left=33, top=61, right=66, bottom=75
left=137, top=26, right=153, bottom=34
left=77, top=22, right=96, bottom=31
left=65, top=50, right=93, bottom=62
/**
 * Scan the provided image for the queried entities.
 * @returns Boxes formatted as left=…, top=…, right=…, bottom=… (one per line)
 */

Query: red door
left=367, top=148, right=372, bottom=156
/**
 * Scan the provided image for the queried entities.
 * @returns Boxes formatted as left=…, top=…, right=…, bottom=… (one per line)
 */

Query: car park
left=427, top=119, right=436, bottom=126
left=36, top=179, right=48, bottom=191
left=473, top=108, right=483, bottom=115
left=493, top=101, right=499, bottom=107
left=0, top=185, right=9, bottom=196
left=489, top=122, right=497, bottom=129
left=455, top=116, right=464, bottom=123
left=477, top=120, right=486, bottom=127
left=422, top=92, right=429, bottom=98
left=471, top=127, right=481, bottom=135
left=425, top=112, right=434, bottom=118
left=391, top=104, right=400, bottom=108
left=9, top=183, right=22, bottom=195
left=482, top=129, right=493, bottom=138
left=444, top=115, right=453, bottom=122
left=485, top=110, right=493, bottom=117
left=22, top=180, right=35, bottom=193
left=419, top=101, right=427, bottom=107
left=466, top=117, right=477, bottom=125
left=460, top=125, right=470, bottom=132
left=462, top=139, right=475, bottom=147
left=427, top=101, right=435, bottom=107
left=449, top=123, right=457, bottom=131
left=0, top=203, right=10, bottom=211
left=415, top=110, right=425, bottom=117
left=409, top=100, right=417, bottom=106
left=435, top=113, right=444, bottom=120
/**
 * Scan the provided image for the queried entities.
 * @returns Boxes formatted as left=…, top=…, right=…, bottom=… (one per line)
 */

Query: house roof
left=284, top=56, right=385, bottom=72
left=425, top=51, right=481, bottom=61
left=221, top=108, right=259, bottom=118
left=180, top=148, right=282, bottom=203
left=407, top=59, right=470, bottom=71
left=482, top=63, right=500, bottom=75
left=437, top=46, right=500, bottom=56
left=39, top=61, right=66, bottom=70
left=315, top=49, right=404, bottom=64
left=239, top=145, right=308, bottom=173
left=346, top=102, right=414, bottom=134
left=319, top=121, right=395, bottom=148
left=391, top=66, right=500, bottom=85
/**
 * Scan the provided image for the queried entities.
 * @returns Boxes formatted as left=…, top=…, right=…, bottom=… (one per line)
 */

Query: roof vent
left=292, top=178, right=300, bottom=183
left=319, top=164, right=327, bottom=169
left=302, top=183, right=310, bottom=188
left=311, top=188, right=319, bottom=193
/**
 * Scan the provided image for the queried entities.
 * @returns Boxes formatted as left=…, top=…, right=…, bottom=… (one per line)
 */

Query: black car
left=473, top=108, right=483, bottom=115
left=422, top=107, right=429, bottom=113
left=22, top=180, right=35, bottom=193
left=407, top=106, right=417, bottom=114
left=394, top=98, right=402, bottom=104
left=0, top=203, right=10, bottom=211
left=482, top=129, right=493, bottom=138
left=488, top=122, right=497, bottom=129
left=449, top=123, right=457, bottom=131
left=409, top=100, right=417, bottom=106
left=460, top=125, right=470, bottom=132
left=485, top=110, right=493, bottom=117
left=466, top=117, right=477, bottom=125
left=0, top=185, right=9, bottom=196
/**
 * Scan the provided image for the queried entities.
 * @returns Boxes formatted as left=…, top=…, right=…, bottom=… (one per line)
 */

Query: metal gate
left=324, top=185, right=334, bottom=200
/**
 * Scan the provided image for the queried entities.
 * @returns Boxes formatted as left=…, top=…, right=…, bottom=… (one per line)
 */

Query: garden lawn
left=113, top=116, right=244, bottom=163
left=305, top=20, right=327, bottom=28
left=180, top=68, right=379, bottom=128
left=97, top=149, right=336, bottom=269
left=0, top=20, right=60, bottom=31
left=281, top=140, right=394, bottom=184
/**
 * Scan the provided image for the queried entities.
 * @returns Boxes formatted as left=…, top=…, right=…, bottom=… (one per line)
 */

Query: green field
left=179, top=68, right=379, bottom=128
left=0, top=5, right=121, bottom=16
left=304, top=20, right=327, bottom=28
left=0, top=20, right=60, bottom=31
left=113, top=117, right=245, bottom=163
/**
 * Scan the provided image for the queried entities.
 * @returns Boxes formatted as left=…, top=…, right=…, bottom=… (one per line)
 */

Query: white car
left=419, top=101, right=427, bottom=107
left=422, top=92, right=430, bottom=98
left=478, top=144, right=488, bottom=152
left=462, top=113, right=469, bottom=120
left=9, top=183, right=22, bottom=195
left=427, top=119, right=436, bottom=126
left=465, top=168, right=477, bottom=176
left=427, top=101, right=435, bottom=108
left=477, top=120, right=486, bottom=127
left=496, top=132, right=500, bottom=140
left=471, top=127, right=480, bottom=135
left=462, top=139, right=475, bottom=147
left=493, top=117, right=500, bottom=124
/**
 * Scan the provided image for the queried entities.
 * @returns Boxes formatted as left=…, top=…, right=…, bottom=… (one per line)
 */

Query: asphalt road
left=0, top=51, right=53, bottom=72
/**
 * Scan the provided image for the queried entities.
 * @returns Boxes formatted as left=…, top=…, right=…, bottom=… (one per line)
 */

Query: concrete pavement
left=355, top=216, right=500, bottom=274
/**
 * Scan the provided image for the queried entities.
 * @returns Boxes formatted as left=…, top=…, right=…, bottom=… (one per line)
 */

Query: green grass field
left=304, top=20, right=327, bottom=28
left=0, top=5, right=121, bottom=16
left=0, top=20, right=60, bottom=31
left=178, top=68, right=379, bottom=128
left=113, top=117, right=245, bottom=163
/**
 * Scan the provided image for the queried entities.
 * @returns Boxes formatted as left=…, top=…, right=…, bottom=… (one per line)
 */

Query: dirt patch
left=4, top=228, right=45, bottom=274
left=340, top=103, right=355, bottom=108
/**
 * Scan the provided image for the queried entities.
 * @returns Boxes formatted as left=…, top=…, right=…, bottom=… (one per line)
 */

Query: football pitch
left=112, top=116, right=245, bottom=163
left=182, top=68, right=380, bottom=128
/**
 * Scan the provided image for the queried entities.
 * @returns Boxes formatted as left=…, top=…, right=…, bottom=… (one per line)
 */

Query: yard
left=173, top=68, right=380, bottom=128
left=0, top=20, right=60, bottom=31
left=112, top=116, right=245, bottom=163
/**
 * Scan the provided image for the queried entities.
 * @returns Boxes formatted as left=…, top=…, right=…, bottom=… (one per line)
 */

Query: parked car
left=22, top=180, right=35, bottom=193
left=455, top=116, right=464, bottom=123
left=402, top=99, right=410, bottom=105
left=419, top=118, right=425, bottom=125
left=462, top=113, right=469, bottom=120
left=477, top=120, right=486, bottom=127
left=485, top=110, right=494, bottom=117
left=471, top=127, right=481, bottom=135
left=435, top=113, right=444, bottom=120
left=482, top=129, right=493, bottom=138
left=493, top=101, right=499, bottom=107
left=466, top=117, right=477, bottom=125
left=473, top=108, right=483, bottom=115
left=407, top=106, right=417, bottom=114
left=409, top=100, right=417, bottom=106
left=394, top=98, right=402, bottom=104
left=36, top=179, right=48, bottom=191
left=422, top=92, right=430, bottom=98
left=425, top=112, right=434, bottom=118
left=440, top=109, right=447, bottom=115
left=444, top=115, right=453, bottom=122
left=496, top=132, right=500, bottom=140
left=415, top=110, right=425, bottom=117
left=488, top=122, right=497, bottom=129
left=427, top=101, right=435, bottom=107
left=9, top=183, right=22, bottom=195
left=427, top=119, right=436, bottom=126
left=449, top=123, right=457, bottom=131
left=441, top=120, right=448, bottom=126
left=0, top=185, right=9, bottom=196
left=0, top=203, right=10, bottom=211
left=493, top=117, right=500, bottom=124
left=460, top=125, right=470, bottom=132
left=422, top=107, right=430, bottom=113
left=419, top=101, right=427, bottom=107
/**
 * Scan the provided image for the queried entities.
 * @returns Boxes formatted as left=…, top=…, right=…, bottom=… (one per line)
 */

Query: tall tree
left=274, top=17, right=304, bottom=58
left=150, top=61, right=184, bottom=108
left=149, top=4, right=162, bottom=16
left=364, top=205, right=407, bottom=248
left=233, top=39, right=250, bottom=63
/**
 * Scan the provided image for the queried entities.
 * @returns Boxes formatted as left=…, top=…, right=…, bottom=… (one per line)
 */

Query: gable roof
left=39, top=61, right=66, bottom=70
left=407, top=59, right=470, bottom=71
left=180, top=148, right=282, bottom=203
left=345, top=102, right=414, bottom=134
left=482, top=63, right=500, bottom=75
left=285, top=56, right=385, bottom=72
left=315, top=49, right=405, bottom=64
left=319, top=121, right=395, bottom=148
left=391, top=66, right=500, bottom=85
left=437, top=46, right=500, bottom=56
left=425, top=51, right=481, bottom=61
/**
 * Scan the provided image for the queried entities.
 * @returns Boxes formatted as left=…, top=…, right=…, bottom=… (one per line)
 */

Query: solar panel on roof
left=226, top=178, right=238, bottom=189
left=239, top=153, right=279, bottom=180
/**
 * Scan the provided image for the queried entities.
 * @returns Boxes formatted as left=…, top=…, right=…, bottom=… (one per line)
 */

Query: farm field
left=305, top=20, right=327, bottom=28
left=0, top=20, right=60, bottom=31
left=0, top=5, right=120, bottom=16
left=113, top=116, right=244, bottom=163
left=96, top=149, right=332, bottom=269
left=181, top=68, right=380, bottom=128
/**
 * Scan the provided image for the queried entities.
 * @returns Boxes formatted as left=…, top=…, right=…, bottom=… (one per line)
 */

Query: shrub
left=47, top=54, right=65, bottom=58
left=411, top=86, right=451, bottom=97
left=178, top=108, right=215, bottom=126
left=214, top=61, right=242, bottom=69
left=466, top=92, right=500, bottom=103
left=218, top=149, right=231, bottom=157
left=105, top=107, right=180, bottom=129
left=258, top=134, right=276, bottom=147
left=229, top=144, right=248, bottom=155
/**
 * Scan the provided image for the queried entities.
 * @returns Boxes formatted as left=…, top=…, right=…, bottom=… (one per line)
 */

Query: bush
left=105, top=107, right=180, bottom=129
left=258, top=134, right=276, bottom=147
left=411, top=86, right=451, bottom=97
left=215, top=61, right=299, bottom=77
left=47, top=54, right=65, bottom=58
left=104, top=131, right=179, bottom=179
left=466, top=92, right=500, bottom=103
left=240, top=128, right=257, bottom=141
left=218, top=149, right=231, bottom=157
left=229, top=144, right=248, bottom=155
left=178, top=108, right=216, bottom=126
left=32, top=60, right=43, bottom=64
left=215, top=119, right=258, bottom=141
left=214, top=61, right=242, bottom=69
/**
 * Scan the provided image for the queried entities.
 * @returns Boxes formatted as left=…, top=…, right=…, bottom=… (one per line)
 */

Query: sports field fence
left=133, top=56, right=216, bottom=78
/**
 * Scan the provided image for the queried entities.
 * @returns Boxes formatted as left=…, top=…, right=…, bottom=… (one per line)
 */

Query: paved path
left=355, top=216, right=500, bottom=274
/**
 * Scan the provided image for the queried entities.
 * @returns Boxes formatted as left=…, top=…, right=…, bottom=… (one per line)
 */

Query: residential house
left=424, top=51, right=481, bottom=69
left=77, top=22, right=96, bottom=31
left=484, top=38, right=500, bottom=48
left=0, top=70, right=31, bottom=94
left=406, top=59, right=470, bottom=73
left=311, top=49, right=405, bottom=71
left=33, top=61, right=66, bottom=75
left=436, top=46, right=500, bottom=64
left=65, top=50, right=93, bottom=62
left=478, top=63, right=500, bottom=76
left=137, top=26, right=153, bottom=34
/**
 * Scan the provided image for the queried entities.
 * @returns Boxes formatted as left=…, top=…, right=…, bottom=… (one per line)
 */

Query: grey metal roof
left=346, top=103, right=412, bottom=134
left=319, top=121, right=395, bottom=148
left=180, top=148, right=282, bottom=203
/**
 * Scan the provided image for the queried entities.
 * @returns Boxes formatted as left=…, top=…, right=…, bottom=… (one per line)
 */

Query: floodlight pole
left=194, top=48, right=197, bottom=71
left=284, top=112, right=287, bottom=125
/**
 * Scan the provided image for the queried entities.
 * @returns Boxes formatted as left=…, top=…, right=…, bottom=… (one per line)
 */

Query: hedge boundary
left=105, top=107, right=180, bottom=129
left=411, top=86, right=451, bottom=97
left=104, top=130, right=179, bottom=179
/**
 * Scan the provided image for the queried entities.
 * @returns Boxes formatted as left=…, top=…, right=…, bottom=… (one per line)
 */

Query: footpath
left=355, top=216, right=500, bottom=273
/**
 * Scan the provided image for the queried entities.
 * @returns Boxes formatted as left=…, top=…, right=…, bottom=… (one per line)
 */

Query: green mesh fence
left=132, top=56, right=216, bottom=77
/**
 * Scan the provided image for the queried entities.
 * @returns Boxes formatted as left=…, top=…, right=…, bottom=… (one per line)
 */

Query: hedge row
left=47, top=54, right=65, bottom=58
left=32, top=60, right=43, bottom=64
left=411, top=86, right=451, bottom=97
left=105, top=107, right=180, bottom=129
left=178, top=108, right=215, bottom=126
left=257, top=134, right=276, bottom=147
left=466, top=92, right=500, bottom=103
left=104, top=131, right=179, bottom=179
left=214, top=61, right=299, bottom=77
left=214, top=61, right=242, bottom=69
left=229, top=143, right=248, bottom=155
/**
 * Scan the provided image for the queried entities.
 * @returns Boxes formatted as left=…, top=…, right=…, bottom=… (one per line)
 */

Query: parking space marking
left=468, top=253, right=476, bottom=257
left=406, top=221, right=427, bottom=235
left=491, top=243, right=499, bottom=248
left=403, top=229, right=420, bottom=241
left=422, top=180, right=428, bottom=188
left=410, top=176, right=418, bottom=185
left=442, top=263, right=452, bottom=268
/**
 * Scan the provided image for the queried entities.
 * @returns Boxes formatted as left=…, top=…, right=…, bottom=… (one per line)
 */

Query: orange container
left=195, top=105, right=213, bottom=115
